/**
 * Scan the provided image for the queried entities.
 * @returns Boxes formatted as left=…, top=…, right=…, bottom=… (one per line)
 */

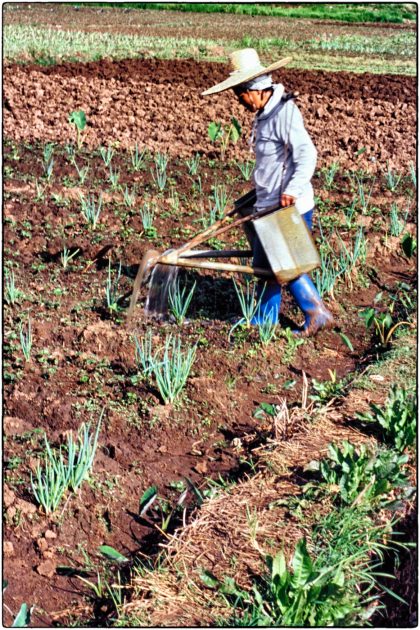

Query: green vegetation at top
left=76, top=2, right=417, bottom=24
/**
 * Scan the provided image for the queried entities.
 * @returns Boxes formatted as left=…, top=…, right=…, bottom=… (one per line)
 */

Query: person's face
left=234, top=87, right=261, bottom=112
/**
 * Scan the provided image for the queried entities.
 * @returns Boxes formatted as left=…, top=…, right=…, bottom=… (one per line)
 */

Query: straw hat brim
left=202, top=56, right=291, bottom=96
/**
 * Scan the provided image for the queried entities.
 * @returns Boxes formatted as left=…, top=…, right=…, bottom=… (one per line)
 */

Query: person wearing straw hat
left=202, top=48, right=334, bottom=336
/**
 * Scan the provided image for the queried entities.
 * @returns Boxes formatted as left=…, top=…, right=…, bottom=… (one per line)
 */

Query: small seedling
left=152, top=334, right=197, bottom=404
left=185, top=153, right=201, bottom=176
left=237, top=158, right=255, bottom=181
left=19, top=317, right=32, bottom=362
left=60, top=246, right=80, bottom=270
left=279, top=327, right=304, bottom=364
left=68, top=110, right=87, bottom=150
left=79, top=192, right=103, bottom=229
left=108, top=164, right=120, bottom=190
left=140, top=203, right=157, bottom=238
left=5, top=270, right=21, bottom=305
left=105, top=260, right=123, bottom=313
left=152, top=152, right=169, bottom=192
left=257, top=311, right=278, bottom=346
left=130, top=143, right=148, bottom=171
left=73, top=159, right=89, bottom=184
left=122, top=185, right=136, bottom=208
left=229, top=279, right=265, bottom=337
left=311, top=369, right=347, bottom=404
left=99, top=145, right=114, bottom=167
left=320, top=161, right=340, bottom=189
left=359, top=305, right=411, bottom=348
left=208, top=117, right=241, bottom=161
left=383, top=160, right=402, bottom=192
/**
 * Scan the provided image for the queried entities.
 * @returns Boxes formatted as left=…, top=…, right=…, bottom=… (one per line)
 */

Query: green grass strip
left=75, top=3, right=417, bottom=24
left=4, top=25, right=416, bottom=75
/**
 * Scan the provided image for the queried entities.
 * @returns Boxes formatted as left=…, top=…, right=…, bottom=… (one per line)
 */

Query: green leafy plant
left=168, top=277, right=197, bottom=325
left=279, top=327, right=304, bottom=364
left=73, top=159, right=89, bottom=184
left=256, top=311, right=278, bottom=346
left=204, top=538, right=363, bottom=627
left=356, top=385, right=416, bottom=452
left=208, top=117, right=241, bottom=160
left=359, top=305, right=411, bottom=348
left=68, top=110, right=87, bottom=149
left=311, top=369, right=347, bottom=404
left=79, top=192, right=103, bottom=229
left=139, top=485, right=187, bottom=532
left=305, top=440, right=410, bottom=506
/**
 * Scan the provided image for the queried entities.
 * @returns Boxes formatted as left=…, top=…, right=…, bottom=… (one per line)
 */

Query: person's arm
left=279, top=101, right=317, bottom=206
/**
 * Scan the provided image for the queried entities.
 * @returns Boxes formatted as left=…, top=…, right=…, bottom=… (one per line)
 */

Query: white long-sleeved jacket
left=252, top=84, right=317, bottom=214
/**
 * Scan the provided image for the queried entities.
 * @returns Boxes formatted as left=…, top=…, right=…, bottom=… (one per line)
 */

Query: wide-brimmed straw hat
left=202, top=48, right=291, bottom=96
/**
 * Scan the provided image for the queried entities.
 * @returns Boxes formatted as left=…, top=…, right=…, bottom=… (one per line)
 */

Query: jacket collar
left=257, top=83, right=285, bottom=120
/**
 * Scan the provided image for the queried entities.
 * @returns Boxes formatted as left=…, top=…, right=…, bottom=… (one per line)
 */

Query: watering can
left=127, top=189, right=320, bottom=319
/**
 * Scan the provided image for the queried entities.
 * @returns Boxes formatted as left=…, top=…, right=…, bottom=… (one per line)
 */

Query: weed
left=356, top=385, right=416, bottom=452
left=279, top=327, right=304, bottom=364
left=168, top=277, right=197, bottom=325
left=79, top=192, right=103, bottom=229
left=359, top=305, right=411, bottom=349
left=311, top=369, right=347, bottom=404
left=305, top=440, right=410, bottom=507
left=19, top=317, right=32, bottom=361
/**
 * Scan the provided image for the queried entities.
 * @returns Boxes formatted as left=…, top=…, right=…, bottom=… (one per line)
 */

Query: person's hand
left=281, top=194, right=296, bottom=208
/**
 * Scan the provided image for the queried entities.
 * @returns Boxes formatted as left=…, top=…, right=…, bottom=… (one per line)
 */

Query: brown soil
left=3, top=56, right=416, bottom=172
left=2, top=6, right=417, bottom=628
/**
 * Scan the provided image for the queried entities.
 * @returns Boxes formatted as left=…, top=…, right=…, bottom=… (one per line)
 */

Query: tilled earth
left=2, top=21, right=417, bottom=629
left=3, top=57, right=416, bottom=173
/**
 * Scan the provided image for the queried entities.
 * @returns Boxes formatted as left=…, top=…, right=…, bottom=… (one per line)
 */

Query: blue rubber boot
left=288, top=274, right=334, bottom=336
left=250, top=281, right=282, bottom=325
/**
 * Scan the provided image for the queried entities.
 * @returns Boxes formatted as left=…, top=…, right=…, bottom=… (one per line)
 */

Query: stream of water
left=145, top=263, right=179, bottom=319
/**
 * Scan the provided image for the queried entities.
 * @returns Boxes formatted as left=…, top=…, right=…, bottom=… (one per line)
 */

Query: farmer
left=202, top=49, right=334, bottom=336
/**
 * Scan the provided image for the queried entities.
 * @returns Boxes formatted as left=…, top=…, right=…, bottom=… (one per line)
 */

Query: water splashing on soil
left=145, top=262, right=179, bottom=320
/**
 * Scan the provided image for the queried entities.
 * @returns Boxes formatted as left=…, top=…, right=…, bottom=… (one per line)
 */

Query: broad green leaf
left=208, top=121, right=222, bottom=142
left=291, top=538, right=313, bottom=587
left=230, top=117, right=242, bottom=143
left=199, top=569, right=220, bottom=589
left=68, top=110, right=86, bottom=131
left=139, top=485, right=158, bottom=515
left=98, top=545, right=129, bottom=563
left=12, top=603, right=31, bottom=628
left=337, top=332, right=354, bottom=351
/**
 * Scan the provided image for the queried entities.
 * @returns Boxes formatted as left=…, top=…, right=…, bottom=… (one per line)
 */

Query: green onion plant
left=168, top=277, right=197, bottom=325
left=99, top=145, right=114, bottom=167
left=152, top=152, right=169, bottom=191
left=19, top=317, right=32, bottom=361
left=79, top=192, right=103, bottom=229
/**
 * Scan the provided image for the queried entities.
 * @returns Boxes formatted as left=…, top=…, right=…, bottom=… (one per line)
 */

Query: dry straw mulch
left=124, top=387, right=373, bottom=627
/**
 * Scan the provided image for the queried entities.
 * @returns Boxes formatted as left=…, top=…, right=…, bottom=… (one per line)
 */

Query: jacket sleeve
left=278, top=101, right=317, bottom=199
